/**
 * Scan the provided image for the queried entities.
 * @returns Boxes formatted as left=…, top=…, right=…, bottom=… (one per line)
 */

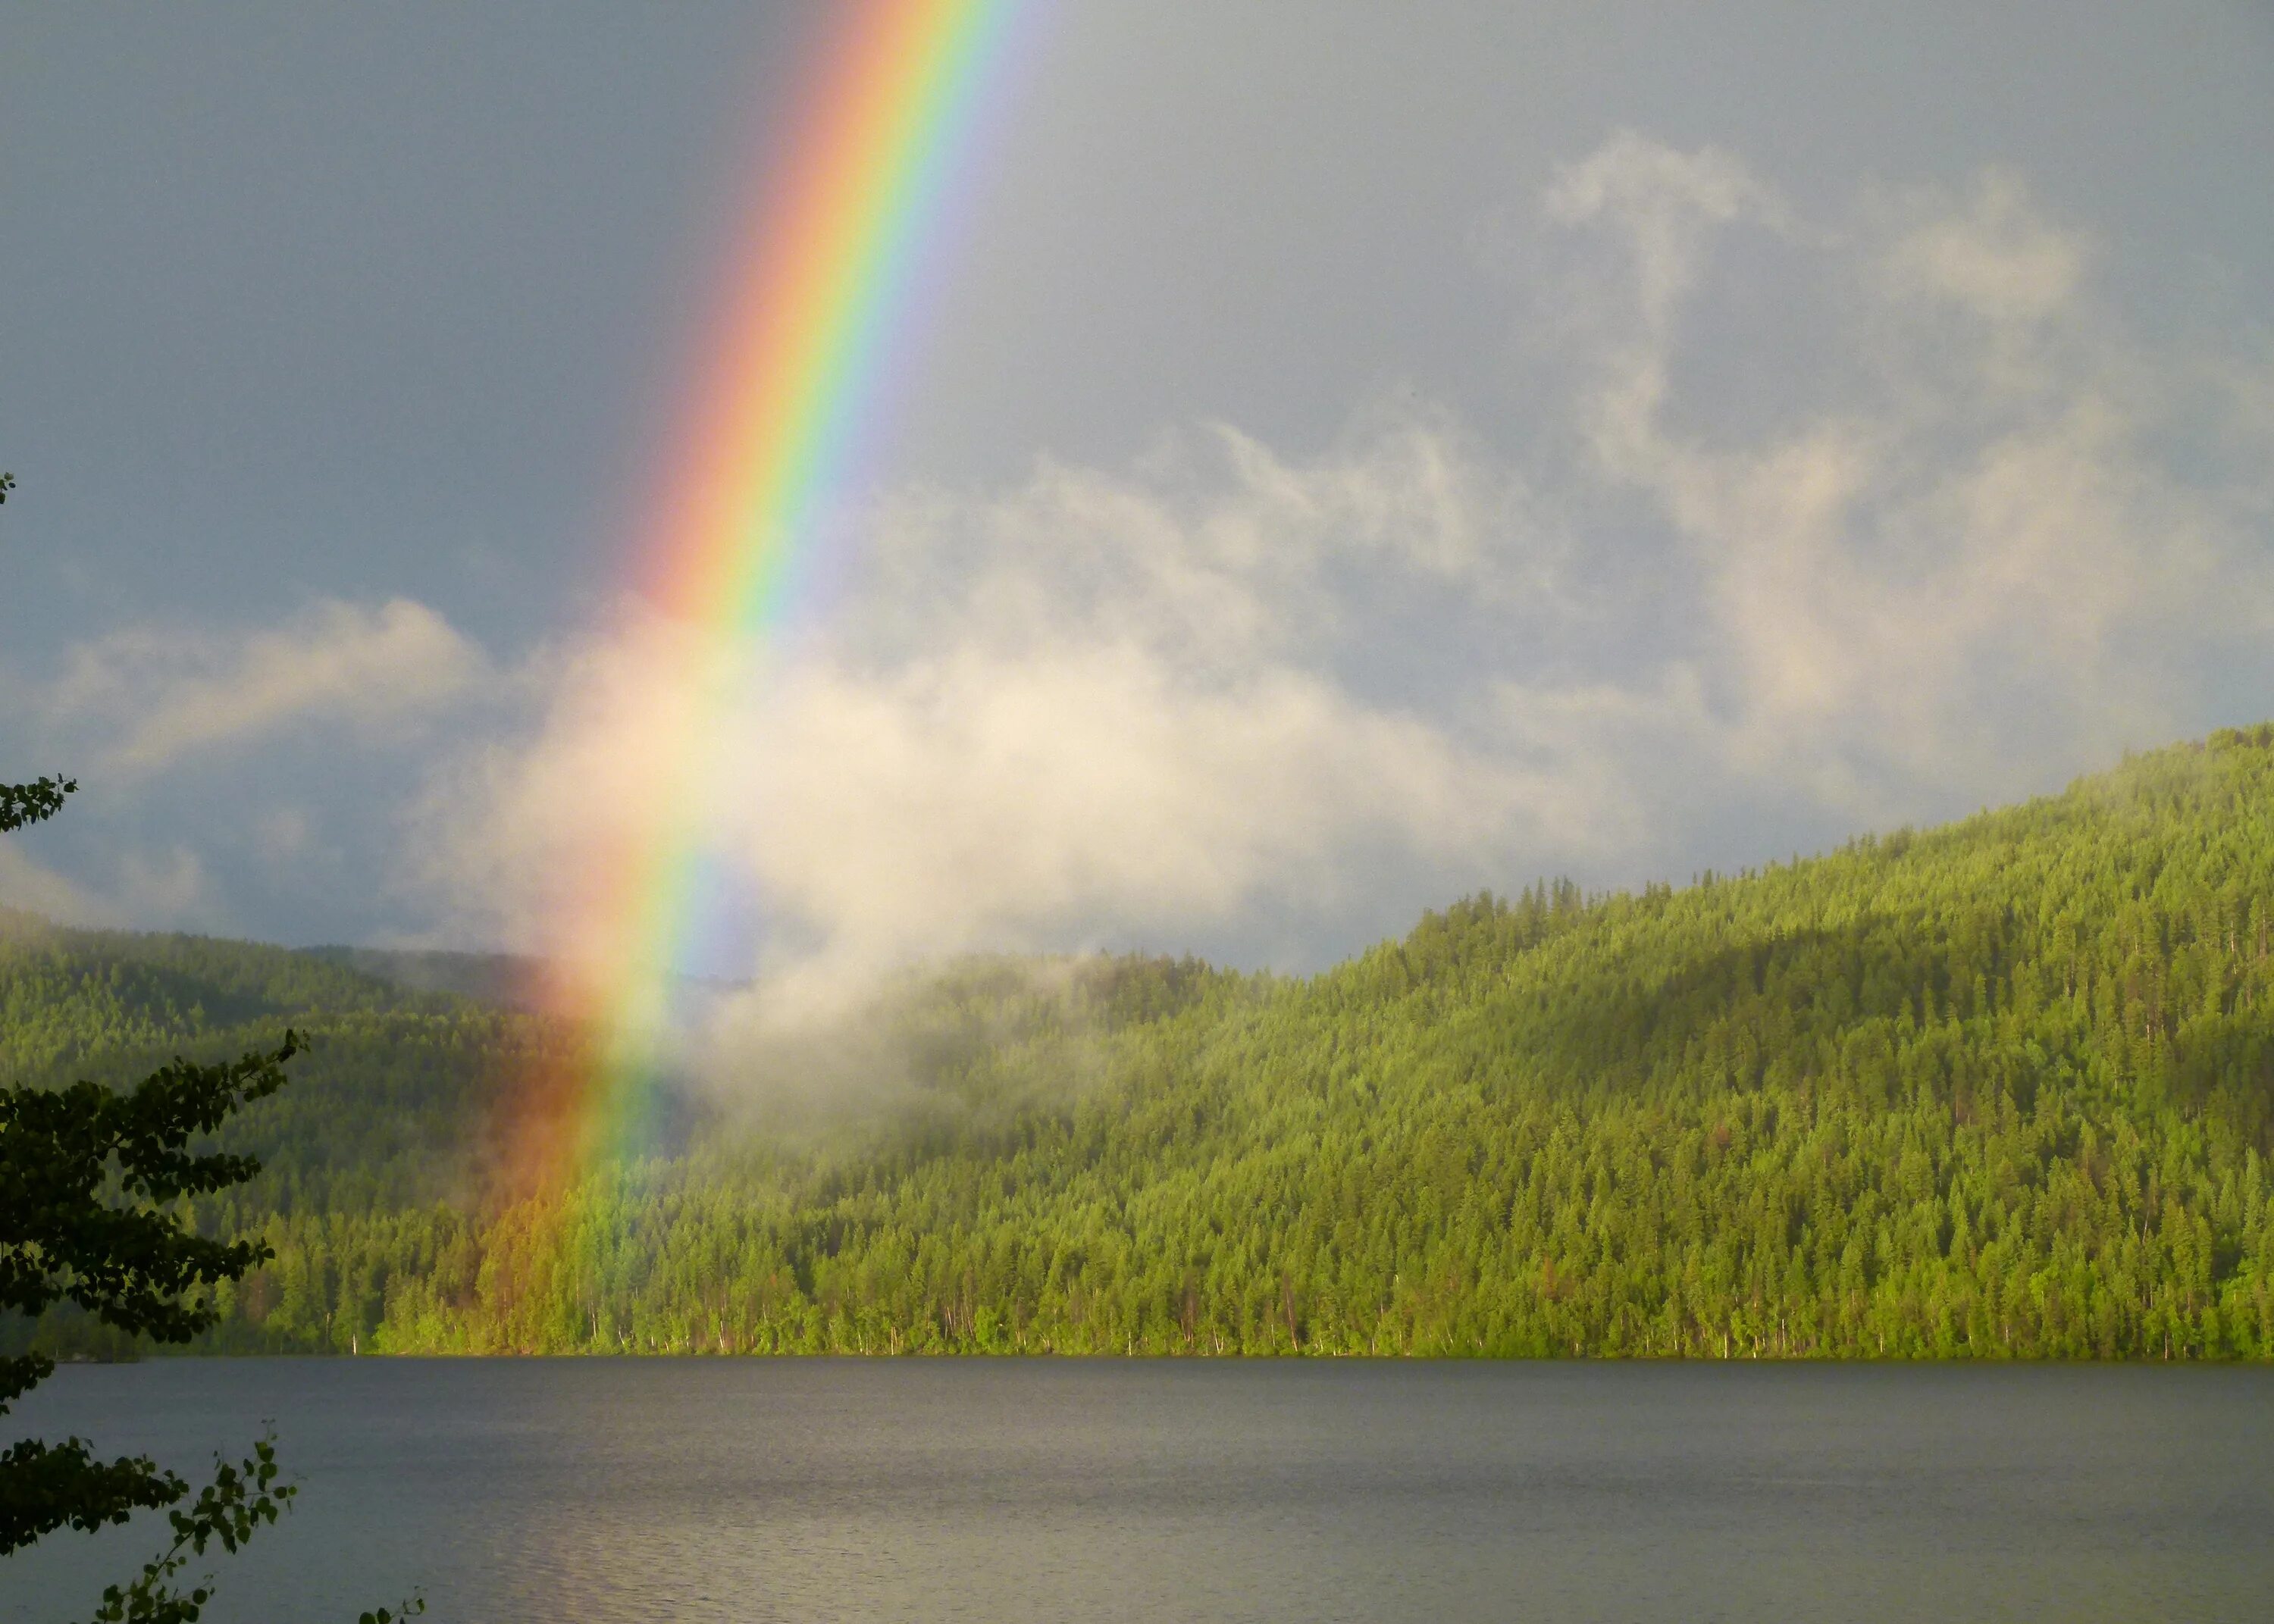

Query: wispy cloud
left=0, top=844, right=107, bottom=925
left=1549, top=137, right=2273, bottom=808
left=0, top=840, right=215, bottom=931
left=1543, top=130, right=1799, bottom=335
left=15, top=134, right=2265, bottom=991
left=45, top=596, right=483, bottom=777
left=1883, top=168, right=2088, bottom=324
left=407, top=135, right=2274, bottom=1012
left=414, top=410, right=1596, bottom=1004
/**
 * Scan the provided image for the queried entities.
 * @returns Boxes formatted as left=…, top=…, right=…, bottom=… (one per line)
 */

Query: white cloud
left=0, top=844, right=108, bottom=925
left=10, top=136, right=2263, bottom=993
left=415, top=413, right=1594, bottom=1009
left=732, top=643, right=1552, bottom=1006
left=409, top=134, right=2274, bottom=1024
left=1544, top=130, right=1796, bottom=333
left=0, top=840, right=217, bottom=931
left=47, top=596, right=483, bottom=776
left=1884, top=169, right=2088, bottom=325
left=844, top=408, right=1550, bottom=674
left=1549, top=141, right=2273, bottom=810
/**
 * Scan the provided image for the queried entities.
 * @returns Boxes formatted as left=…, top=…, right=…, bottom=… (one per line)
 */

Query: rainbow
left=504, top=0, right=1032, bottom=1190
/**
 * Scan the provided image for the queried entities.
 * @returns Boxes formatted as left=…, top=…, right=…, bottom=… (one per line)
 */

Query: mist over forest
left=8, top=727, right=2273, bottom=1362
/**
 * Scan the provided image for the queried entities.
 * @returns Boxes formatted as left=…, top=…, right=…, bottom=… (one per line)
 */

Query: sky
left=3, top=2, right=2272, bottom=986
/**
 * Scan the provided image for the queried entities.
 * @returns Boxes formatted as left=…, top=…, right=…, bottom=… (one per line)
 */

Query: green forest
left=9, top=728, right=2274, bottom=1361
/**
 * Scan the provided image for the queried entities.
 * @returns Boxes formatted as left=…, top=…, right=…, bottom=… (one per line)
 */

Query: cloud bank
left=416, top=136, right=2270, bottom=1003
left=411, top=418, right=1596, bottom=1007
left=13, top=136, right=2270, bottom=1009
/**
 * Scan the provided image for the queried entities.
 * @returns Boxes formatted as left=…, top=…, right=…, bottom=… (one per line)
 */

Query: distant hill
left=8, top=727, right=2274, bottom=1360
left=297, top=943, right=541, bottom=1009
left=0, top=909, right=472, bottom=1078
left=298, top=941, right=749, bottom=1016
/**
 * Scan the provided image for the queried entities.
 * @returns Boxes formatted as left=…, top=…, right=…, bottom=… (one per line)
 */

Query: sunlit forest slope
left=10, top=728, right=2274, bottom=1359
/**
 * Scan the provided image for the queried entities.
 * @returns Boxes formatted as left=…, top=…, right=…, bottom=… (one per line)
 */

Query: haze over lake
left=9, top=1360, right=2271, bottom=1623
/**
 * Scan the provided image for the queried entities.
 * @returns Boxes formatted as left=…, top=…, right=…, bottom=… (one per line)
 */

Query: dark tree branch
left=0, top=774, right=76, bottom=834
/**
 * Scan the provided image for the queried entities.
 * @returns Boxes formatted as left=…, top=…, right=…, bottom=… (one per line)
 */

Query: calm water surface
left=5, top=1360, right=2270, bottom=1622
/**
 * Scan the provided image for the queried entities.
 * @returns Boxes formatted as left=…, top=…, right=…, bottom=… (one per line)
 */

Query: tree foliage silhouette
left=0, top=472, right=415, bottom=1620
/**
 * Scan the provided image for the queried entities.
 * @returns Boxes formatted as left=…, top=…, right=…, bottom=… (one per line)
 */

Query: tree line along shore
left=8, top=728, right=2274, bottom=1360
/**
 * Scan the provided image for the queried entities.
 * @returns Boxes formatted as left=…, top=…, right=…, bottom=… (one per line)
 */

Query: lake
left=5, top=1360, right=2270, bottom=1622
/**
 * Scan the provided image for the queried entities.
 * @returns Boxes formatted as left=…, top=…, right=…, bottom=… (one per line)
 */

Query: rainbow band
left=518, top=0, right=1030, bottom=1182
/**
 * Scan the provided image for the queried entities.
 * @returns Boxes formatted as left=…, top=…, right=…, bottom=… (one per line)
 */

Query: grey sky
left=4, top=2, right=2271, bottom=974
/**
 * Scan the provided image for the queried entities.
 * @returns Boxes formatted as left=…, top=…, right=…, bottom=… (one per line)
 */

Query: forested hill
left=10, top=726, right=2274, bottom=1360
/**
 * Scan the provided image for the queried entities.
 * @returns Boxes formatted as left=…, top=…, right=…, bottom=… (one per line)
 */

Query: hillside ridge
left=7, top=726, right=2274, bottom=1359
